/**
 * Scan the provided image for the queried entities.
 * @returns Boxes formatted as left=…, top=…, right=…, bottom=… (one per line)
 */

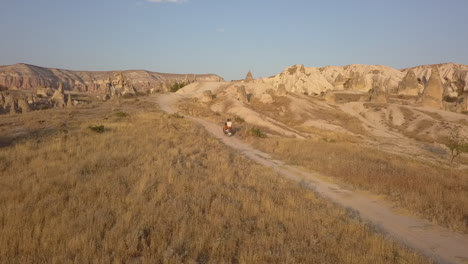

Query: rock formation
left=236, top=86, right=249, bottom=104
left=200, top=90, right=213, bottom=103
left=323, top=90, right=336, bottom=104
left=259, top=93, right=274, bottom=104
left=276, top=84, right=288, bottom=96
left=369, top=87, right=388, bottom=103
left=4, top=94, right=14, bottom=110
left=421, top=67, right=444, bottom=109
left=67, top=94, right=73, bottom=108
left=51, top=84, right=66, bottom=108
left=18, top=98, right=31, bottom=113
left=398, top=69, right=421, bottom=96
left=36, top=87, right=54, bottom=97
left=245, top=70, right=254, bottom=82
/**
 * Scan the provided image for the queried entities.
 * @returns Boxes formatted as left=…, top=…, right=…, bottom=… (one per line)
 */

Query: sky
left=1, top=0, right=468, bottom=81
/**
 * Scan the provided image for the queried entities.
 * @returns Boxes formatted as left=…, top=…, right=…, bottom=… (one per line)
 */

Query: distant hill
left=0, top=63, right=225, bottom=93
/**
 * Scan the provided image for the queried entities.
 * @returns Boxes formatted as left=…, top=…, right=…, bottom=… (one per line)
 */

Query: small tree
left=446, top=126, right=467, bottom=164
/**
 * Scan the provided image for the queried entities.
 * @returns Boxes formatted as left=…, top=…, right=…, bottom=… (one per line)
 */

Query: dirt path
left=154, top=93, right=468, bottom=264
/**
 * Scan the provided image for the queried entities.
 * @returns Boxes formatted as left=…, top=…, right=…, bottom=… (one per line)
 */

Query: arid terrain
left=1, top=63, right=468, bottom=263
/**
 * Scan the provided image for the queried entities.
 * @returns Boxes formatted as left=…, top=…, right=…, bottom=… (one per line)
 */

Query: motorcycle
left=223, top=127, right=233, bottom=136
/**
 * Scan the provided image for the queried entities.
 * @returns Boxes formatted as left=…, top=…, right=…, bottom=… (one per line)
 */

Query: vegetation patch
left=88, top=125, right=105, bottom=133
left=170, top=112, right=184, bottom=119
left=249, top=137, right=468, bottom=234
left=170, top=81, right=191, bottom=93
left=249, top=127, right=267, bottom=138
left=115, top=111, right=129, bottom=118
left=234, top=116, right=245, bottom=123
left=0, top=102, right=429, bottom=263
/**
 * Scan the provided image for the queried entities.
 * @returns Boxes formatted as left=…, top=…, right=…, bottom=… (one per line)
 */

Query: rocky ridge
left=0, top=63, right=224, bottom=94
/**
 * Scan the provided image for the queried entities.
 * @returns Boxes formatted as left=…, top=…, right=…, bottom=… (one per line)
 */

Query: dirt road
left=154, top=93, right=468, bottom=264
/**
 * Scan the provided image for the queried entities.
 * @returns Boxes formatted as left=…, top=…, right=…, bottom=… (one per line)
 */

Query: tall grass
left=248, top=137, right=468, bottom=234
left=0, top=100, right=429, bottom=263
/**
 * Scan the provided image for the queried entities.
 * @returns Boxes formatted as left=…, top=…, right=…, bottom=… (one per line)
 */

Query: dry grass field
left=246, top=137, right=468, bottom=234
left=0, top=99, right=430, bottom=263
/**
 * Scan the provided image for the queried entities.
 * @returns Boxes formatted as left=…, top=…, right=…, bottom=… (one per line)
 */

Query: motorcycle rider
left=224, top=118, right=233, bottom=135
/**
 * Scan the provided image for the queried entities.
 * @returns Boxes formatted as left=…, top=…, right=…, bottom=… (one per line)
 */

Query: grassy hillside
left=0, top=99, right=429, bottom=263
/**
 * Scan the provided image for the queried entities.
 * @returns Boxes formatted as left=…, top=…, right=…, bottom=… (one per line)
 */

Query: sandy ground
left=151, top=90, right=468, bottom=264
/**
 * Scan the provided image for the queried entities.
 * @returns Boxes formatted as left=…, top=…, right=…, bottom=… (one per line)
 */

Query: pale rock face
left=421, top=67, right=444, bottom=109
left=398, top=69, right=421, bottom=96
left=259, top=93, right=274, bottom=104
left=258, top=64, right=403, bottom=96
left=245, top=71, right=254, bottom=82
left=6, top=95, right=17, bottom=114
left=323, top=90, right=336, bottom=104
left=369, top=87, right=388, bottom=103
left=236, top=86, right=249, bottom=104
left=52, top=84, right=66, bottom=108
left=18, top=98, right=31, bottom=113
left=200, top=90, right=213, bottom=103
left=276, top=84, right=288, bottom=96
left=67, top=94, right=73, bottom=108
left=4, top=94, right=15, bottom=109
left=456, top=93, right=468, bottom=112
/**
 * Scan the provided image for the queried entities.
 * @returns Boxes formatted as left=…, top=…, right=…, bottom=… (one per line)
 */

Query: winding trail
left=154, top=93, right=468, bottom=264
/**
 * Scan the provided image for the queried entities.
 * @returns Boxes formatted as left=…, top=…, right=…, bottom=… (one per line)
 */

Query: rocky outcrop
left=36, top=87, right=54, bottom=97
left=4, top=94, right=15, bottom=110
left=323, top=90, right=336, bottom=104
left=369, top=87, right=388, bottom=103
left=398, top=69, right=421, bottom=96
left=18, top=99, right=31, bottom=113
left=52, top=84, right=66, bottom=108
left=236, top=86, right=249, bottom=104
left=0, top=63, right=225, bottom=94
left=421, top=67, right=444, bottom=109
left=258, top=64, right=403, bottom=95
left=245, top=71, right=254, bottom=82
left=113, top=73, right=136, bottom=96
left=200, top=90, right=213, bottom=103
left=276, top=84, right=288, bottom=96
left=67, top=94, right=73, bottom=108
left=259, top=93, right=274, bottom=104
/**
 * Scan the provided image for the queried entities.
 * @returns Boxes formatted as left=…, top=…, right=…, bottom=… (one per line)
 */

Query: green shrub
left=445, top=126, right=467, bottom=163
left=170, top=81, right=190, bottom=93
left=170, top=112, right=184, bottom=119
left=88, top=125, right=105, bottom=133
left=234, top=116, right=245, bottom=123
left=115, top=111, right=129, bottom=118
left=249, top=127, right=267, bottom=138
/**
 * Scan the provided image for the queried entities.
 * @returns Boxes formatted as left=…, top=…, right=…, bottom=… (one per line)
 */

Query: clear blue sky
left=1, top=0, right=468, bottom=80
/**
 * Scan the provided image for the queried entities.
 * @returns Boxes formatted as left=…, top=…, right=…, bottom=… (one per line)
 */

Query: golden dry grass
left=247, top=137, right=468, bottom=234
left=0, top=99, right=430, bottom=263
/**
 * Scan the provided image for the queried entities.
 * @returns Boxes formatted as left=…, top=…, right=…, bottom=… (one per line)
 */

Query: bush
left=115, top=111, right=129, bottom=118
left=170, top=112, right=184, bottom=119
left=170, top=81, right=190, bottom=93
left=88, top=125, right=105, bottom=133
left=249, top=127, right=267, bottom=138
left=445, top=126, right=468, bottom=163
left=234, top=116, right=245, bottom=124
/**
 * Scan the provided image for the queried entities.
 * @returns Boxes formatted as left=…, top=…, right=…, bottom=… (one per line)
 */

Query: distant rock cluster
left=255, top=63, right=468, bottom=112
